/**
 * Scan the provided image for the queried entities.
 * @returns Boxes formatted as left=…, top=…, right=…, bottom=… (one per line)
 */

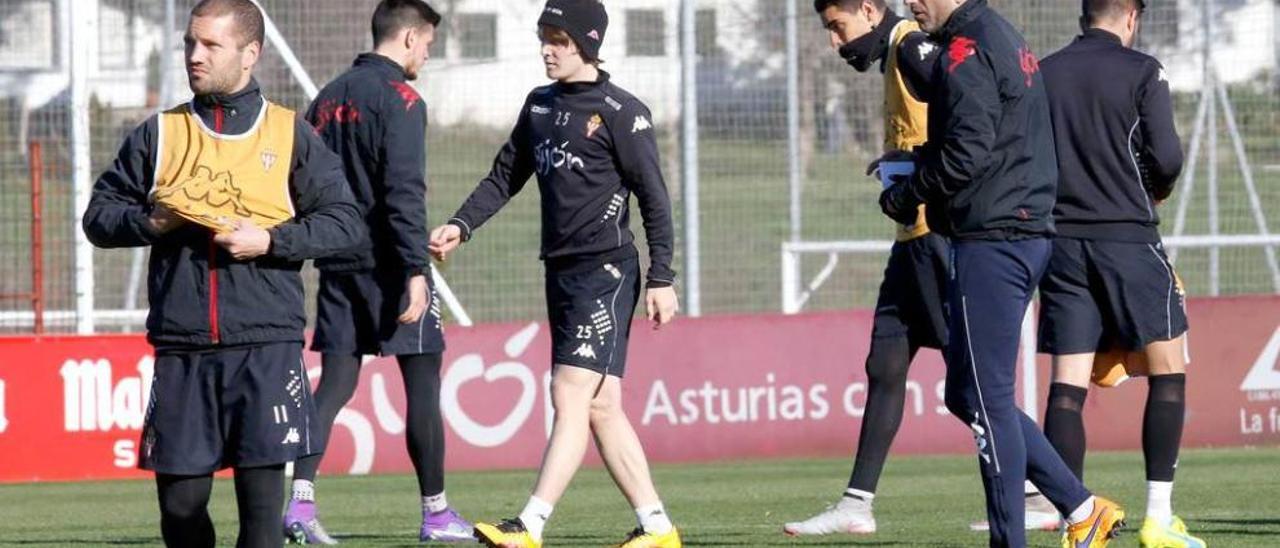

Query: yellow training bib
left=883, top=20, right=932, bottom=241
left=152, top=101, right=296, bottom=233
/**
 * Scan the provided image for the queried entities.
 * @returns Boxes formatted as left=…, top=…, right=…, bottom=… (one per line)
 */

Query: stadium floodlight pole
left=786, top=0, right=801, bottom=244
left=246, top=0, right=473, bottom=327
left=681, top=0, right=701, bottom=317
left=69, top=0, right=96, bottom=334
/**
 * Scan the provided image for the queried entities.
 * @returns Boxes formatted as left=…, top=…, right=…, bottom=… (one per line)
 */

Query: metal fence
left=1, top=0, right=1277, bottom=333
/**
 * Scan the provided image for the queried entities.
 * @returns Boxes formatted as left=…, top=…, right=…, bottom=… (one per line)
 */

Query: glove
left=879, top=179, right=922, bottom=226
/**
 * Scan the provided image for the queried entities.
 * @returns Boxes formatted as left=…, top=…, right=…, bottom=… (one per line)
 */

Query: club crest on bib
left=586, top=113, right=603, bottom=138
left=261, top=149, right=278, bottom=172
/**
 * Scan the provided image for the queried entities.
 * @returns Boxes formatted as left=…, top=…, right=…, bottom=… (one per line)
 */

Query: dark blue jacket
left=1041, top=29, right=1183, bottom=243
left=896, top=0, right=1058, bottom=240
left=305, top=54, right=431, bottom=274
left=448, top=71, right=676, bottom=287
left=82, top=79, right=365, bottom=348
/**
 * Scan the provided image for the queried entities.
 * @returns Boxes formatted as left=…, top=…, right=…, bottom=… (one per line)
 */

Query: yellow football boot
left=1065, top=497, right=1126, bottom=547
left=474, top=518, right=541, bottom=548
left=615, top=526, right=682, bottom=548
left=1139, top=516, right=1206, bottom=548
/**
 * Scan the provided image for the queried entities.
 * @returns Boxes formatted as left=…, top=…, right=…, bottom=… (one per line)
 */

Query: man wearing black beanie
left=430, top=0, right=682, bottom=547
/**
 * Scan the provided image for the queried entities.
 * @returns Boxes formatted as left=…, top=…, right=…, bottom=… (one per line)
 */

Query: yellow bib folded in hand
left=152, top=101, right=296, bottom=233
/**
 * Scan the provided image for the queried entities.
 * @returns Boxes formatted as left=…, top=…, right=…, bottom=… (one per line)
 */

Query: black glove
left=879, top=179, right=921, bottom=225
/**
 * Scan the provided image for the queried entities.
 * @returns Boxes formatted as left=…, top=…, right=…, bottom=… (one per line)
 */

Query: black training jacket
left=903, top=0, right=1057, bottom=240
left=1041, top=29, right=1183, bottom=243
left=83, top=79, right=365, bottom=348
left=448, top=71, right=676, bottom=287
left=306, top=54, right=431, bottom=274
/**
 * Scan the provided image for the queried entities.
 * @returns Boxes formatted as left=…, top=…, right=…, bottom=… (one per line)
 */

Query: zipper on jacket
left=208, top=103, right=224, bottom=344
left=208, top=237, right=221, bottom=344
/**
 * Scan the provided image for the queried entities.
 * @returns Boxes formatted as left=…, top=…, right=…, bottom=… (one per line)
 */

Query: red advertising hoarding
left=1, top=297, right=1278, bottom=483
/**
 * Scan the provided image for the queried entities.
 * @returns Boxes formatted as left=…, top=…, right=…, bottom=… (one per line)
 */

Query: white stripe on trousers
left=961, top=295, right=1001, bottom=474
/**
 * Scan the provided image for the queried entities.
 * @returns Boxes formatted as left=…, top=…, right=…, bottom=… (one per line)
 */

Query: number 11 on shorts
left=273, top=404, right=290, bottom=425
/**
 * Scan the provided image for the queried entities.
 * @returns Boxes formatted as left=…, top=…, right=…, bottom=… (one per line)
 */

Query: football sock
left=635, top=503, right=674, bottom=535
left=1067, top=496, right=1096, bottom=525
left=423, top=491, right=449, bottom=514
left=1146, top=481, right=1174, bottom=526
left=1144, top=374, right=1185, bottom=482
left=293, top=353, right=363, bottom=483
left=156, top=473, right=215, bottom=548
left=399, top=353, right=446, bottom=497
left=234, top=464, right=286, bottom=548
left=847, top=336, right=914, bottom=493
left=291, top=479, right=315, bottom=502
left=519, top=496, right=554, bottom=541
left=1044, top=382, right=1088, bottom=480
left=1144, top=374, right=1184, bottom=526
left=843, top=488, right=875, bottom=503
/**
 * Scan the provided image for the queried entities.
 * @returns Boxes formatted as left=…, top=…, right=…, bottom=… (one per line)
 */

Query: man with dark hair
left=430, top=1, right=682, bottom=546
left=784, top=0, right=963, bottom=535
left=82, top=0, right=365, bottom=546
left=372, top=0, right=442, bottom=45
left=282, top=0, right=472, bottom=544
left=885, top=0, right=1125, bottom=546
left=1038, top=1, right=1204, bottom=546
left=190, top=0, right=264, bottom=51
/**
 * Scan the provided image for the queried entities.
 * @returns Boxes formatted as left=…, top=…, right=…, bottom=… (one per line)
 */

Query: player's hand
left=645, top=286, right=679, bottom=330
left=429, top=224, right=462, bottom=261
left=879, top=183, right=920, bottom=225
left=213, top=218, right=271, bottom=260
left=398, top=274, right=429, bottom=324
left=147, top=206, right=185, bottom=235
left=865, top=150, right=916, bottom=177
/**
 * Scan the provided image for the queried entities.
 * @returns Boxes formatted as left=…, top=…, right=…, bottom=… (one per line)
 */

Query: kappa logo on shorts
left=573, top=342, right=598, bottom=360
left=282, top=427, right=300, bottom=445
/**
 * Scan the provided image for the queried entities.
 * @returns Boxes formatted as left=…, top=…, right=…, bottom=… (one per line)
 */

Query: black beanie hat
left=538, top=0, right=609, bottom=60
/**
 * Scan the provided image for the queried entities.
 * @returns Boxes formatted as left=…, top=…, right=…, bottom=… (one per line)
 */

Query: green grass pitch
left=1, top=447, right=1277, bottom=546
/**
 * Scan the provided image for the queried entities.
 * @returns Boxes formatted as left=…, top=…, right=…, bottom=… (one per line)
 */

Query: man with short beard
left=883, top=0, right=1124, bottom=545
left=283, top=1, right=473, bottom=544
left=82, top=1, right=364, bottom=546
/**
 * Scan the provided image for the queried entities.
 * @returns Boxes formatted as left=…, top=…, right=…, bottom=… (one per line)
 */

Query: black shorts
left=546, top=256, right=641, bottom=377
left=871, top=234, right=950, bottom=349
left=140, top=342, right=318, bottom=475
left=312, top=268, right=446, bottom=356
left=1038, top=238, right=1188, bottom=355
